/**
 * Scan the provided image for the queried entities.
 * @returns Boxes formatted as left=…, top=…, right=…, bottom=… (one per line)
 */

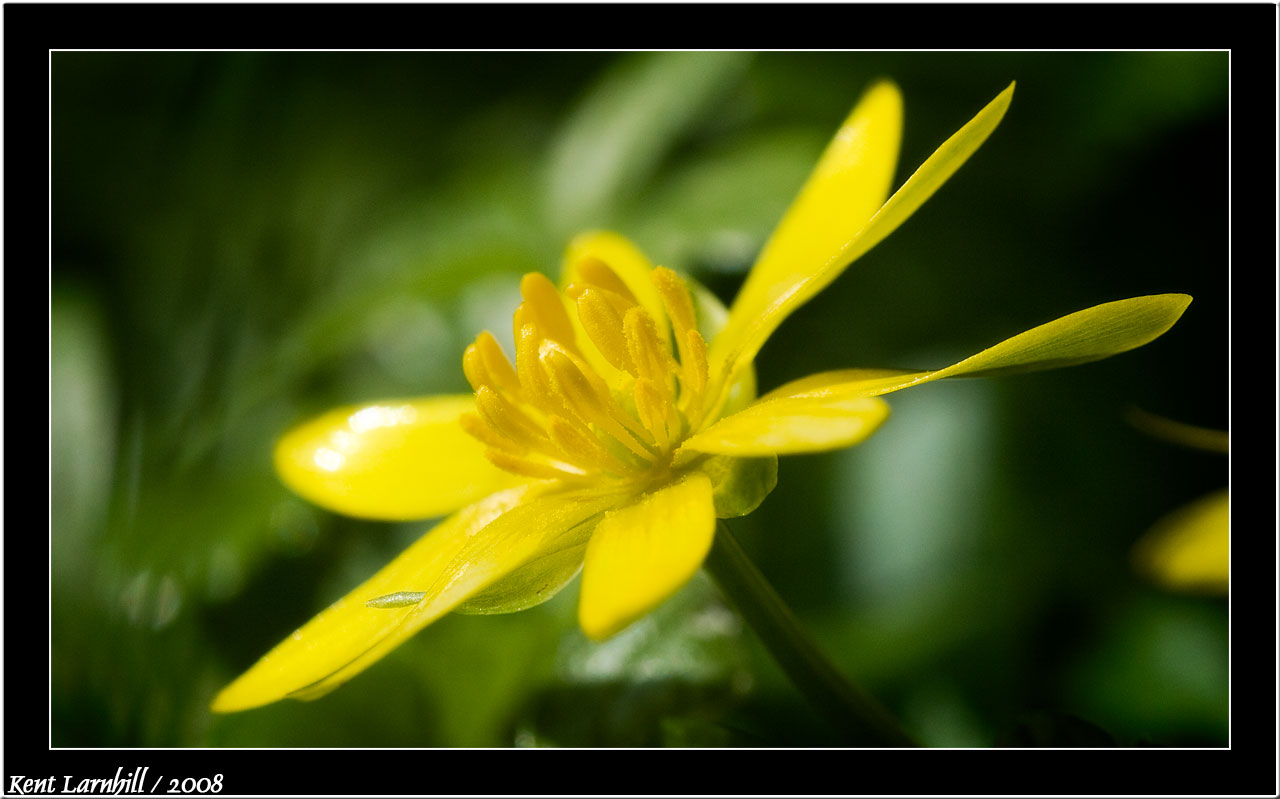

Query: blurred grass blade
left=546, top=51, right=752, bottom=232
left=51, top=286, right=118, bottom=586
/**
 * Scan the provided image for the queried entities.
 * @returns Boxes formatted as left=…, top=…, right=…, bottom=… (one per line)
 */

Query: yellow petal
left=1132, top=489, right=1229, bottom=593
left=211, top=483, right=628, bottom=712
left=712, top=81, right=902, bottom=371
left=761, top=295, right=1193, bottom=401
left=680, top=396, right=890, bottom=456
left=274, top=396, right=524, bottom=521
left=578, top=472, right=715, bottom=640
left=712, top=82, right=1015, bottom=387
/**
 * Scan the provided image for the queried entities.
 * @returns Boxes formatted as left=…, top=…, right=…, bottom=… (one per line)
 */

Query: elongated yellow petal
left=1132, top=489, right=1229, bottom=593
left=274, top=396, right=524, bottom=521
left=211, top=483, right=628, bottom=711
left=761, top=295, right=1193, bottom=401
left=578, top=472, right=715, bottom=640
left=712, top=82, right=1015, bottom=387
left=681, top=395, right=890, bottom=456
left=712, top=81, right=902, bottom=370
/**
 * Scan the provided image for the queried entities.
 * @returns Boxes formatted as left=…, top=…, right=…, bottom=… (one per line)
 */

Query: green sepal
left=453, top=541, right=587, bottom=615
left=453, top=508, right=613, bottom=615
left=699, top=453, right=778, bottom=518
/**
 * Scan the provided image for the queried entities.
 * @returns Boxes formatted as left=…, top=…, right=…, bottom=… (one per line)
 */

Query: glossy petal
left=760, top=294, right=1193, bottom=401
left=681, top=396, right=891, bottom=456
left=1132, top=489, right=1229, bottom=593
left=712, top=82, right=1015, bottom=387
left=211, top=483, right=628, bottom=711
left=578, top=472, right=716, bottom=640
left=274, top=396, right=524, bottom=521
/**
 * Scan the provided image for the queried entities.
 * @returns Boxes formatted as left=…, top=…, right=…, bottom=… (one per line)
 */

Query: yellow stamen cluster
left=460, top=259, right=710, bottom=487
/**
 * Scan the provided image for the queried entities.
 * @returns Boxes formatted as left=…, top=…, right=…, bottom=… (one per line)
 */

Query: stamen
left=514, top=322, right=561, bottom=415
left=464, top=263, right=710, bottom=485
left=459, top=411, right=526, bottom=454
left=473, top=331, right=520, bottom=394
left=652, top=267, right=697, bottom=340
left=484, top=449, right=588, bottom=481
left=679, top=328, right=709, bottom=418
left=575, top=288, right=636, bottom=375
left=652, top=267, right=708, bottom=407
left=573, top=256, right=638, bottom=305
left=623, top=307, right=677, bottom=392
left=474, top=386, right=553, bottom=454
left=540, top=340, right=657, bottom=458
left=547, top=415, right=634, bottom=475
left=461, top=342, right=489, bottom=393
left=539, top=341, right=611, bottom=421
left=519, top=272, right=578, bottom=347
left=633, top=377, right=675, bottom=450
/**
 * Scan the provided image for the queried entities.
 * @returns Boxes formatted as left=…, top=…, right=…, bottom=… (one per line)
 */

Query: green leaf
left=512, top=573, right=753, bottom=747
left=546, top=52, right=752, bottom=233
left=51, top=285, right=118, bottom=588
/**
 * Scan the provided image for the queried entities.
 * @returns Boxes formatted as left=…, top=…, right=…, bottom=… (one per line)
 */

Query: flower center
left=459, top=259, right=710, bottom=487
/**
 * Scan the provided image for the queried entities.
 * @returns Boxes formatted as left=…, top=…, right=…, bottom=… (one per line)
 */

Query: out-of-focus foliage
left=51, top=51, right=1228, bottom=748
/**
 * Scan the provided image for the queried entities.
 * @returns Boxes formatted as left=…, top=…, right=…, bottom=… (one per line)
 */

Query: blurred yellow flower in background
left=1129, top=410, right=1229, bottom=594
left=212, top=79, right=1191, bottom=714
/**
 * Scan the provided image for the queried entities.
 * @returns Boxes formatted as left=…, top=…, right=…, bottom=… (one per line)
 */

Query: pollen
left=460, top=260, right=709, bottom=486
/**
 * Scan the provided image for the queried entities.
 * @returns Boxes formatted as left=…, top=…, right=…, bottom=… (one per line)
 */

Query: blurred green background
left=51, top=51, right=1229, bottom=748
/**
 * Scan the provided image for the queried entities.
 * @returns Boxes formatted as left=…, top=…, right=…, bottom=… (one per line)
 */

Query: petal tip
left=864, top=76, right=903, bottom=100
left=987, top=81, right=1016, bottom=120
left=208, top=682, right=262, bottom=714
left=1152, top=292, right=1194, bottom=324
left=577, top=610, right=621, bottom=642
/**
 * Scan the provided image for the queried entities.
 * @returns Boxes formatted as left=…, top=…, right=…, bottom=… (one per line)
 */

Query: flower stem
left=705, top=521, right=917, bottom=747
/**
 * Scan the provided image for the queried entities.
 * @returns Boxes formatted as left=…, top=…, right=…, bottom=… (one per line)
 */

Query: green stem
left=705, top=520, right=917, bottom=747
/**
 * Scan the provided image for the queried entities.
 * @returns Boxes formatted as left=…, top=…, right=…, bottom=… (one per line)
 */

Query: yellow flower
left=212, top=80, right=1191, bottom=713
left=1128, top=410, right=1229, bottom=593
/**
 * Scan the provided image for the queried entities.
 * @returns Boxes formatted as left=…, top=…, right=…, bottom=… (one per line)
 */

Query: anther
left=573, top=257, right=639, bottom=305
left=623, top=307, right=677, bottom=393
left=473, top=331, right=520, bottom=394
left=474, top=386, right=553, bottom=453
left=634, top=377, right=677, bottom=450
left=514, top=322, right=562, bottom=415
left=519, top=272, right=578, bottom=347
left=547, top=415, right=635, bottom=475
left=459, top=411, right=526, bottom=454
left=575, top=288, right=637, bottom=375
left=539, top=340, right=657, bottom=458
left=484, top=449, right=588, bottom=481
